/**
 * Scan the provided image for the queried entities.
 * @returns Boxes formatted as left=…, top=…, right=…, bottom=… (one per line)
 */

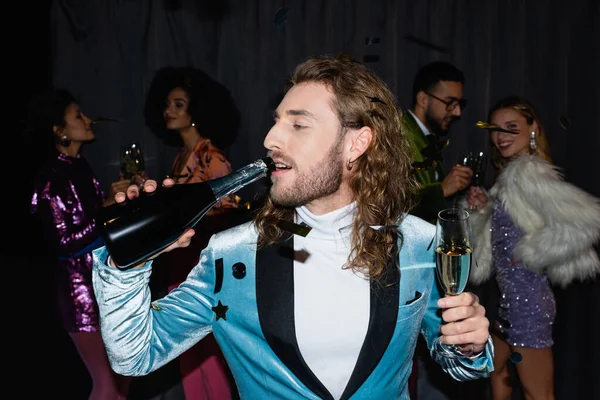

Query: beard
left=424, top=107, right=457, bottom=137
left=269, top=136, right=344, bottom=208
left=424, top=110, right=446, bottom=137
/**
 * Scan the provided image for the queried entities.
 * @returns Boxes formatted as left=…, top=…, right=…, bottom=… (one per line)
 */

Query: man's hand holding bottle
left=107, top=178, right=196, bottom=269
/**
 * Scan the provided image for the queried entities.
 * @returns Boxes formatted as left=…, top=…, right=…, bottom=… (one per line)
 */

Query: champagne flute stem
left=467, top=185, right=480, bottom=212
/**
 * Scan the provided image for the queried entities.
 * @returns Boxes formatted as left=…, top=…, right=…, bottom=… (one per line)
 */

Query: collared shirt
left=409, top=109, right=432, bottom=137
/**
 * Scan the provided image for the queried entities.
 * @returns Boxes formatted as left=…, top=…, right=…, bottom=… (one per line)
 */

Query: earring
left=529, top=131, right=537, bottom=151
left=346, top=159, right=354, bottom=171
left=191, top=122, right=196, bottom=127
left=60, top=135, right=71, bottom=147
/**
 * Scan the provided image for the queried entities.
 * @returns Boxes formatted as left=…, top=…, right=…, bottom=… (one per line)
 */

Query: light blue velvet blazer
left=92, top=215, right=493, bottom=400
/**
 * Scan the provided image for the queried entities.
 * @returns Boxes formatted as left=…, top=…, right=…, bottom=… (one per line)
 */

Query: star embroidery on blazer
left=212, top=300, right=229, bottom=321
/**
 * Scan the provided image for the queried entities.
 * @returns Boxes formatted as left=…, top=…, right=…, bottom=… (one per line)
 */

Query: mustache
left=266, top=151, right=295, bottom=168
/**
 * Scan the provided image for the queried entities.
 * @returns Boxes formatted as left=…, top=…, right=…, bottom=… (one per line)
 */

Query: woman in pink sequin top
left=28, top=89, right=132, bottom=399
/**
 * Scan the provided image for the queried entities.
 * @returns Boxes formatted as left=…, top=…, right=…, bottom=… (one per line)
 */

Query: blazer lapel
left=256, top=233, right=334, bottom=399
left=340, top=239, right=400, bottom=400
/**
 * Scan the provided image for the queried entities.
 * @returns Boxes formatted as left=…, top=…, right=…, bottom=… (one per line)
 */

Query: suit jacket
left=93, top=215, right=493, bottom=399
left=403, top=111, right=447, bottom=223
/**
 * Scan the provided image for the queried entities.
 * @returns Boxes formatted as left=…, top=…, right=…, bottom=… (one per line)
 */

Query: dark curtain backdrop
left=50, top=0, right=600, bottom=198
left=25, top=0, right=600, bottom=398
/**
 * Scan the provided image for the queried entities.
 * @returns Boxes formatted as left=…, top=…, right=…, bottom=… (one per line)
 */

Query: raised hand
left=441, top=165, right=473, bottom=197
left=466, top=186, right=488, bottom=211
left=104, top=177, right=136, bottom=207
left=107, top=177, right=195, bottom=269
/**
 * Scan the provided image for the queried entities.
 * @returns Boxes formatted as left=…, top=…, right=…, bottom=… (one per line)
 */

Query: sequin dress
left=491, top=199, right=555, bottom=348
left=30, top=151, right=106, bottom=332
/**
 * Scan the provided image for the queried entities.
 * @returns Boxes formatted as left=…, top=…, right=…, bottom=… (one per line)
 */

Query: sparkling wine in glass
left=120, top=142, right=145, bottom=180
left=435, top=208, right=472, bottom=295
left=434, top=208, right=477, bottom=358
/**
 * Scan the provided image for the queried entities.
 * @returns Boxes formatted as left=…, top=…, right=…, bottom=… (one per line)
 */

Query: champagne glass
left=457, top=151, right=486, bottom=186
left=435, top=208, right=474, bottom=358
left=456, top=151, right=486, bottom=211
left=120, top=142, right=146, bottom=181
left=469, top=151, right=486, bottom=188
left=456, top=150, right=473, bottom=170
left=435, top=208, right=472, bottom=296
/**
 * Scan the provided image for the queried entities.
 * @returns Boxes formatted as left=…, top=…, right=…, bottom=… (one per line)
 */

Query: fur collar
left=467, top=154, right=600, bottom=287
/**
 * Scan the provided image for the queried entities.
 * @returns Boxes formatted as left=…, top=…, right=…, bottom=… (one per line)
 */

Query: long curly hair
left=253, top=55, right=419, bottom=281
left=488, top=96, right=552, bottom=169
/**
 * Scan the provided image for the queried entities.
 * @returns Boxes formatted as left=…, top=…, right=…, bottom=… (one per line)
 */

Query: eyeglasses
left=425, top=92, right=467, bottom=112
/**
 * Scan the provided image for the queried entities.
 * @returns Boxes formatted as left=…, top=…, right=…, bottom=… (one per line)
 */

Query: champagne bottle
left=98, top=157, right=275, bottom=269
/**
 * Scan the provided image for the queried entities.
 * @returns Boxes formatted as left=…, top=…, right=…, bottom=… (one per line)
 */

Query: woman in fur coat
left=465, top=96, right=600, bottom=400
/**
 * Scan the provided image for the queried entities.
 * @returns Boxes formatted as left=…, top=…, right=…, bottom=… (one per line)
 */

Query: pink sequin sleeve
left=30, top=176, right=104, bottom=258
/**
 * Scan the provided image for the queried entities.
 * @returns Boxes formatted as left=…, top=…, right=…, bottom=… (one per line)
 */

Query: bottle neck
left=208, top=158, right=272, bottom=201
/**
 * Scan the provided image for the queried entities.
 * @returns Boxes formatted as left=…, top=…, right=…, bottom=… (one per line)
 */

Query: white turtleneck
left=294, top=203, right=370, bottom=400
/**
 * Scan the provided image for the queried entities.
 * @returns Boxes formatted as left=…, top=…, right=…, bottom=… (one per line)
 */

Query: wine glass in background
left=469, top=151, right=486, bottom=188
left=435, top=208, right=472, bottom=296
left=456, top=151, right=486, bottom=211
left=457, top=151, right=486, bottom=186
left=456, top=150, right=473, bottom=171
left=120, top=142, right=146, bottom=181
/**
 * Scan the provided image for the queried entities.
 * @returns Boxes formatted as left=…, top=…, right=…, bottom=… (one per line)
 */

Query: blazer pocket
left=397, top=290, right=428, bottom=322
